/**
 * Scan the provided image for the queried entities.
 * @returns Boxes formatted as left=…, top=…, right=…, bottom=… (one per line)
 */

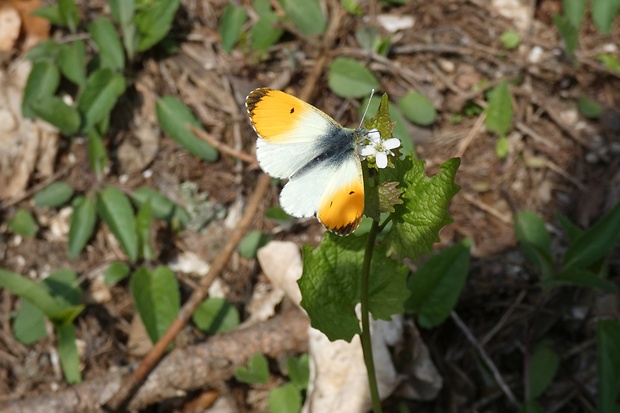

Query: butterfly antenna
left=358, top=89, right=375, bottom=129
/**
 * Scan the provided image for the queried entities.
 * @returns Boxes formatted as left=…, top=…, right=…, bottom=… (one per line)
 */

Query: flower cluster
left=358, top=129, right=401, bottom=169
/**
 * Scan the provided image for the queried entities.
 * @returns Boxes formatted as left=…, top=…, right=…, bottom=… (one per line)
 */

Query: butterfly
left=246, top=88, right=365, bottom=235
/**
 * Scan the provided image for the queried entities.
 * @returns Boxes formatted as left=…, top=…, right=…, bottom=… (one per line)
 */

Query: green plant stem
left=360, top=218, right=382, bottom=413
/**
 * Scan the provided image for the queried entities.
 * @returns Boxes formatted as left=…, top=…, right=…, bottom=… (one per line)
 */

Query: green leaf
left=32, top=5, right=64, bottom=26
left=598, top=319, right=620, bottom=413
left=500, top=30, right=521, bottom=49
left=527, top=340, right=559, bottom=399
left=514, top=211, right=553, bottom=281
left=130, top=187, right=190, bottom=227
left=555, top=211, right=583, bottom=242
left=405, top=240, right=471, bottom=328
left=597, top=53, right=620, bottom=73
left=551, top=268, right=617, bottom=292
left=552, top=14, right=578, bottom=56
left=34, top=182, right=74, bottom=208
left=265, top=206, right=293, bottom=222
left=110, top=0, right=135, bottom=26
left=250, top=11, right=284, bottom=51
left=279, top=0, right=326, bottom=35
left=269, top=383, right=302, bottom=413
left=219, top=4, right=248, bottom=52
left=68, top=195, right=97, bottom=260
left=27, top=40, right=61, bottom=63
left=59, top=40, right=86, bottom=86
left=31, top=96, right=81, bottom=134
left=97, top=186, right=138, bottom=263
left=88, top=18, right=125, bottom=72
left=299, top=233, right=409, bottom=342
left=563, top=202, right=620, bottom=269
left=136, top=200, right=155, bottom=261
left=134, top=0, right=180, bottom=51
left=238, top=230, right=271, bottom=259
left=130, top=266, right=180, bottom=344
left=591, top=0, right=620, bottom=34
left=520, top=400, right=546, bottom=413
left=22, top=61, right=60, bottom=119
left=44, top=269, right=81, bottom=308
left=156, top=96, right=219, bottom=162
left=58, top=0, right=80, bottom=33
left=86, top=129, right=107, bottom=180
left=361, top=96, right=413, bottom=155
left=56, top=323, right=81, bottom=383
left=192, top=297, right=240, bottom=335
left=495, top=135, right=509, bottom=159
left=103, top=261, right=131, bottom=286
left=563, top=0, right=586, bottom=28
left=328, top=57, right=380, bottom=99
left=398, top=92, right=437, bottom=126
left=234, top=353, right=269, bottom=383
left=8, top=209, right=38, bottom=237
left=13, top=300, right=47, bottom=345
left=287, top=354, right=309, bottom=391
left=485, top=80, right=513, bottom=137
left=577, top=96, right=603, bottom=119
left=77, top=69, right=126, bottom=131
left=384, top=156, right=461, bottom=261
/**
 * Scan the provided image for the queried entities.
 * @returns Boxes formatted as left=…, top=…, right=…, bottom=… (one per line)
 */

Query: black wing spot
left=290, top=107, right=295, bottom=114
left=330, top=201, right=333, bottom=207
left=349, top=191, right=355, bottom=195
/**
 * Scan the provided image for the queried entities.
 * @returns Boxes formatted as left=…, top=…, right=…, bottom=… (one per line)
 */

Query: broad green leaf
left=22, top=61, right=60, bottom=119
left=130, top=266, right=180, bottom=344
left=234, top=353, right=269, bottom=383
left=134, top=0, right=180, bottom=51
left=265, top=206, right=293, bottom=222
left=86, top=129, right=107, bottom=180
left=156, top=97, right=219, bottom=162
left=563, top=202, right=620, bottom=269
left=58, top=0, right=80, bottom=33
left=238, top=230, right=270, bottom=259
left=279, top=0, right=326, bottom=35
left=110, top=0, right=135, bottom=26
left=500, top=30, right=521, bottom=49
left=13, top=300, right=47, bottom=344
left=59, top=40, right=86, bottom=86
left=88, top=18, right=125, bottom=72
left=553, top=14, right=578, bottom=56
left=77, top=69, right=126, bottom=131
left=56, top=323, right=81, bottom=383
left=44, top=269, right=81, bottom=308
left=250, top=11, right=284, bottom=51
left=97, top=186, right=138, bottom=263
left=136, top=201, right=155, bottom=261
left=398, top=92, right=437, bottom=126
left=555, top=211, right=583, bottom=242
left=328, top=57, right=379, bottom=99
left=405, top=240, right=471, bottom=328
left=26, top=40, right=61, bottom=63
left=361, top=96, right=413, bottom=155
left=591, top=0, right=620, bottom=34
left=485, top=80, right=513, bottom=137
left=254, top=0, right=272, bottom=15
left=192, top=297, right=240, bottom=335
left=563, top=0, right=586, bottom=28
left=299, top=232, right=409, bottom=342
left=31, top=96, right=81, bottom=134
left=8, top=209, right=38, bottom=237
left=103, top=261, right=131, bottom=286
left=131, top=187, right=190, bottom=227
left=551, top=268, right=617, bottom=292
left=68, top=195, right=97, bottom=260
left=577, top=96, right=603, bottom=119
left=32, top=5, right=64, bottom=26
left=219, top=4, right=248, bottom=52
left=287, top=354, right=309, bottom=391
left=598, top=319, right=620, bottom=413
left=514, top=211, right=553, bottom=280
left=527, top=340, right=559, bottom=399
left=384, top=156, right=461, bottom=261
left=34, top=182, right=74, bottom=208
left=269, top=383, right=302, bottom=413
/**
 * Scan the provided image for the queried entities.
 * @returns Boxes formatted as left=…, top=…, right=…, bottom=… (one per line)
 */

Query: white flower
left=358, top=129, right=401, bottom=169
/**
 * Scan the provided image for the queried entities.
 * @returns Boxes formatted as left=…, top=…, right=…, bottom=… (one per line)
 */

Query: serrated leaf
left=405, top=240, right=471, bottom=327
left=192, top=297, right=240, bottom=335
left=553, top=14, right=578, bottom=56
left=34, top=182, right=74, bottom=208
left=384, top=156, right=461, bottom=261
left=598, top=319, right=620, bottom=413
left=59, top=40, right=86, bottom=86
left=97, top=186, right=138, bottom=263
left=577, top=96, right=603, bottom=119
left=31, top=96, right=81, bottom=134
left=328, top=57, right=379, bottom=99
left=22, top=61, right=60, bottom=119
left=68, top=195, right=97, bottom=260
left=130, top=266, right=180, bottom=344
left=88, top=18, right=125, bottom=72
left=591, top=0, right=620, bottom=34
left=563, top=0, right=586, bottom=28
left=269, top=383, right=302, bottom=413
left=8, top=209, right=38, bottom=237
left=287, top=354, right=309, bottom=391
left=13, top=300, right=47, bottom=344
left=156, top=96, right=219, bottom=162
left=398, top=92, right=437, bottom=126
left=360, top=96, right=413, bottom=155
left=134, top=0, right=180, bottom=51
left=136, top=200, right=155, bottom=261
left=77, top=69, right=126, bottom=131
left=250, top=11, right=283, bottom=51
left=235, top=353, right=269, bottom=383
left=500, top=30, right=521, bottom=49
left=527, top=340, right=559, bottom=399
left=131, top=187, right=190, bottom=227
left=238, top=230, right=270, bottom=259
left=485, top=80, right=513, bottom=137
left=58, top=0, right=79, bottom=33
left=104, top=261, right=131, bottom=286
left=515, top=211, right=553, bottom=280
left=56, top=323, right=81, bottom=383
left=279, top=0, right=326, bottom=35
left=299, top=233, right=409, bottom=342
left=219, top=4, right=248, bottom=52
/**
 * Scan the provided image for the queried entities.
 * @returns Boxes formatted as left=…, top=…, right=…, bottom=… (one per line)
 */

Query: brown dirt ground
left=1, top=0, right=620, bottom=412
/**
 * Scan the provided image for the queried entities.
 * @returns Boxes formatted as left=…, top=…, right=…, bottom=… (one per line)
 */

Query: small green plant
left=500, top=30, right=521, bottom=49
left=485, top=80, right=514, bottom=159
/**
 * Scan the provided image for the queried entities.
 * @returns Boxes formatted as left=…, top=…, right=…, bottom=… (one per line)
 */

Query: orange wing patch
left=246, top=89, right=310, bottom=143
left=317, top=182, right=364, bottom=235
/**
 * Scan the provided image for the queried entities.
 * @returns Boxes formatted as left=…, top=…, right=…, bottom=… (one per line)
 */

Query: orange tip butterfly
left=246, top=88, right=367, bottom=235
